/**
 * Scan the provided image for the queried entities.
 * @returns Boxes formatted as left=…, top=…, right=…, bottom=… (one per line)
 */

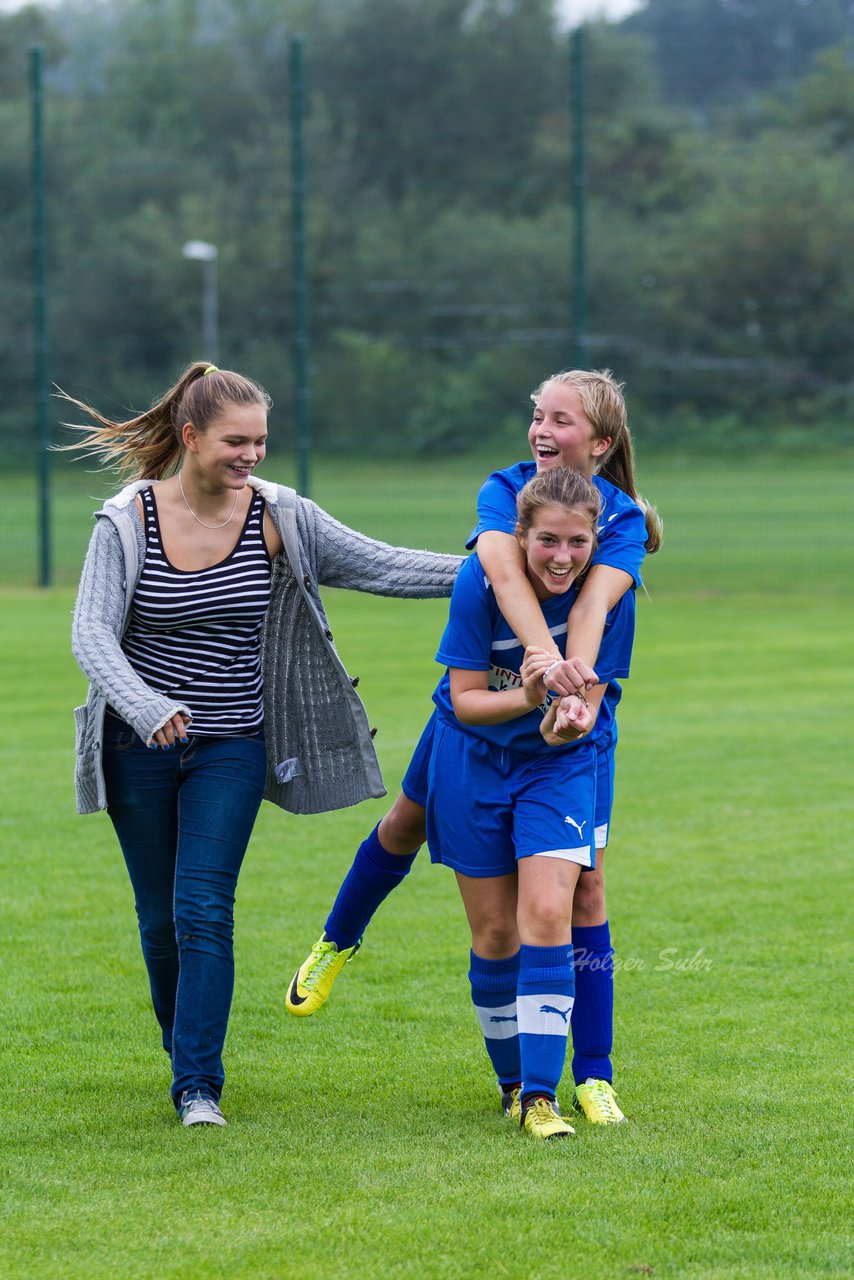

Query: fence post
left=571, top=25, right=587, bottom=371
left=30, top=45, right=52, bottom=588
left=290, top=34, right=311, bottom=498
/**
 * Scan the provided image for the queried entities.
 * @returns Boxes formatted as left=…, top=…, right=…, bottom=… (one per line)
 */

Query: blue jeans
left=102, top=714, right=267, bottom=1105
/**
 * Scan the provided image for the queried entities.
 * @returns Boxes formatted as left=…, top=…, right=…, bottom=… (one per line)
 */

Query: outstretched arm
left=297, top=498, right=463, bottom=598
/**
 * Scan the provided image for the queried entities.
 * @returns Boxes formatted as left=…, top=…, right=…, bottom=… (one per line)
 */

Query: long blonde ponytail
left=56, top=362, right=271, bottom=482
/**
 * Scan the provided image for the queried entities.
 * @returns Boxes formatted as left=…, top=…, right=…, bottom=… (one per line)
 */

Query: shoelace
left=585, top=1081, right=619, bottom=1120
left=303, top=942, right=339, bottom=990
left=529, top=1097, right=561, bottom=1125
left=182, top=1091, right=219, bottom=1113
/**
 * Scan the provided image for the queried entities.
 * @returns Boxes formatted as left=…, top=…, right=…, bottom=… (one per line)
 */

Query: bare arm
left=566, top=564, right=634, bottom=667
left=539, top=566, right=633, bottom=746
left=477, top=531, right=558, bottom=652
left=477, top=531, right=596, bottom=696
left=449, top=647, right=548, bottom=726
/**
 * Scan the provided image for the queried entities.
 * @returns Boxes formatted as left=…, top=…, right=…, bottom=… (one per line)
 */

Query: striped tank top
left=122, top=486, right=272, bottom=737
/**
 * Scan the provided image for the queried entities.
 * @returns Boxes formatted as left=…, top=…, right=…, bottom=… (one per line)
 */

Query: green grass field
left=1, top=454, right=852, bottom=1279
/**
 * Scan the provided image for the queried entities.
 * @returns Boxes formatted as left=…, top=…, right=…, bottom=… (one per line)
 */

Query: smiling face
left=517, top=502, right=596, bottom=602
left=182, top=403, right=268, bottom=490
left=528, top=382, right=611, bottom=479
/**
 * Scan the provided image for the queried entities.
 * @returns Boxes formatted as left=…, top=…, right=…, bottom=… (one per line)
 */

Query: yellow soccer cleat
left=573, top=1078, right=627, bottom=1125
left=521, top=1095, right=575, bottom=1140
left=285, top=934, right=361, bottom=1017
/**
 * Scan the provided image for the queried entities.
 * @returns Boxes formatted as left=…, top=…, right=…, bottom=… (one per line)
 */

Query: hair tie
left=203, top=365, right=218, bottom=376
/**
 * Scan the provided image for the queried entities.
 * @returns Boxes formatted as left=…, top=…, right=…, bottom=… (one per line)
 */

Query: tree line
left=2, top=0, right=852, bottom=456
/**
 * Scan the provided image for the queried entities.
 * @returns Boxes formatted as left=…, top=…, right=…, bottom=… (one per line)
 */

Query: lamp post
left=182, top=240, right=218, bottom=364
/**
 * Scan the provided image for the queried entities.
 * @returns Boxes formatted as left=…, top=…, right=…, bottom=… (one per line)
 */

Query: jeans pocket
left=103, top=713, right=137, bottom=752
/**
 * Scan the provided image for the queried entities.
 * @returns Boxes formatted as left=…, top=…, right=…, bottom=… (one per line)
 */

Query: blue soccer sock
left=468, top=950, right=522, bottom=1090
left=570, top=921, right=614, bottom=1085
left=324, top=824, right=418, bottom=950
left=517, top=942, right=575, bottom=1103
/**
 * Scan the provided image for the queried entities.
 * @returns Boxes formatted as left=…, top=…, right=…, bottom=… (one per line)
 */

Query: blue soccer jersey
left=466, top=461, right=647, bottom=587
left=432, top=553, right=635, bottom=755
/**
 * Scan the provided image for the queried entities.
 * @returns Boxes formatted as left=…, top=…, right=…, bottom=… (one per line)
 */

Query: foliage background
left=2, top=0, right=853, bottom=477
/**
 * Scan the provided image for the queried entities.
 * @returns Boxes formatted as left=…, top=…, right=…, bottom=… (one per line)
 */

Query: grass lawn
left=0, top=453, right=851, bottom=1279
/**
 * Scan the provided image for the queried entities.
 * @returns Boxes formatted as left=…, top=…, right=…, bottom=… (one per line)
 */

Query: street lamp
left=182, top=240, right=218, bottom=365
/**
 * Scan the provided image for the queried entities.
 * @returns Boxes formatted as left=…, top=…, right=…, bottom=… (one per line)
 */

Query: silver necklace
left=178, top=471, right=239, bottom=529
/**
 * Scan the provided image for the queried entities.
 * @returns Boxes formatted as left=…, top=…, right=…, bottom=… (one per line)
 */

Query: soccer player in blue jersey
left=287, top=369, right=662, bottom=1125
left=427, top=465, right=635, bottom=1138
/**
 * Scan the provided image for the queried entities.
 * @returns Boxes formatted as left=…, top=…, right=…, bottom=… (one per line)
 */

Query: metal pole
left=571, top=26, right=587, bottom=371
left=30, top=46, right=51, bottom=587
left=290, top=34, right=311, bottom=497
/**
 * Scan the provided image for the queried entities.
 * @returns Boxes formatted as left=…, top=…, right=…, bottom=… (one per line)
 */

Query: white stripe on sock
left=474, top=1001, right=518, bottom=1040
left=516, top=993, right=575, bottom=1037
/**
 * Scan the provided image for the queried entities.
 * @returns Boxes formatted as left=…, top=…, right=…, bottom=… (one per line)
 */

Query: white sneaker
left=178, top=1090, right=227, bottom=1127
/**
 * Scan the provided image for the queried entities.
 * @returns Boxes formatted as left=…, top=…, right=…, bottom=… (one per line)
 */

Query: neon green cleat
left=500, top=1086, right=521, bottom=1120
left=573, top=1078, right=627, bottom=1125
left=285, top=934, right=361, bottom=1017
left=522, top=1095, right=575, bottom=1140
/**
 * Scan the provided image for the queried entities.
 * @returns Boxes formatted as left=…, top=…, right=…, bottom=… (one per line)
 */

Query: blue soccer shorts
left=407, top=708, right=616, bottom=856
left=401, top=710, right=437, bottom=808
left=593, top=739, right=615, bottom=852
left=425, top=717, right=598, bottom=878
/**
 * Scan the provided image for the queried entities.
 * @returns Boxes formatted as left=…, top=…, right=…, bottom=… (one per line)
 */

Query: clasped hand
left=539, top=693, right=596, bottom=744
left=520, top=646, right=598, bottom=744
left=520, top=647, right=597, bottom=698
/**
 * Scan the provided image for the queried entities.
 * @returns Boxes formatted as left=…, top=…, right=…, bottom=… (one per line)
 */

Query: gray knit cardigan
left=72, top=476, right=462, bottom=816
